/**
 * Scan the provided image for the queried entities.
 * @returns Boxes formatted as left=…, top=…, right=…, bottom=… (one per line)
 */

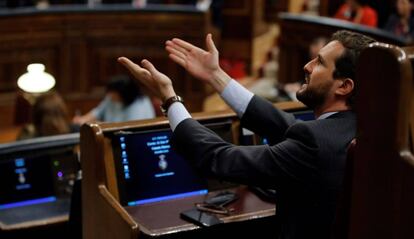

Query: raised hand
left=166, top=34, right=231, bottom=92
left=117, top=57, right=176, bottom=101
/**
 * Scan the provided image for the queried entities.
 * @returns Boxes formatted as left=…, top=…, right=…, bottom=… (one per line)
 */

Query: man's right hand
left=165, top=34, right=231, bottom=93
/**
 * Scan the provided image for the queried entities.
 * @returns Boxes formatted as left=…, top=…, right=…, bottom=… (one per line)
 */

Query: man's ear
left=335, top=78, right=354, bottom=96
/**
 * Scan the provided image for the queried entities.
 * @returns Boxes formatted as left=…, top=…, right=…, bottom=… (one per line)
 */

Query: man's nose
left=304, top=60, right=313, bottom=74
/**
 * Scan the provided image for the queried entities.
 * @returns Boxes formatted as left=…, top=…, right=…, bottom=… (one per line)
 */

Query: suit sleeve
left=240, top=96, right=297, bottom=144
left=172, top=118, right=320, bottom=189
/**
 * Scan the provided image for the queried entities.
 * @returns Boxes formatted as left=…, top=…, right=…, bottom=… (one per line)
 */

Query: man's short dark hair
left=330, top=30, right=376, bottom=108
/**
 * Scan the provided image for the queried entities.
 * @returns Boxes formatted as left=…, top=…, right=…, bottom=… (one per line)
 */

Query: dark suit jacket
left=172, top=96, right=356, bottom=239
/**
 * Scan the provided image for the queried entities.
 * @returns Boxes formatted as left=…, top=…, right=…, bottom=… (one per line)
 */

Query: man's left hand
left=117, top=57, right=176, bottom=101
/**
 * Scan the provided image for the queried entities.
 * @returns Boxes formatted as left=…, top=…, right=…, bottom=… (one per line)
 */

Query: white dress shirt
left=168, top=79, right=253, bottom=131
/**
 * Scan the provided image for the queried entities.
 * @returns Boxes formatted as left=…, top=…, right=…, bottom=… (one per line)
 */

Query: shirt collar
left=317, top=112, right=338, bottom=120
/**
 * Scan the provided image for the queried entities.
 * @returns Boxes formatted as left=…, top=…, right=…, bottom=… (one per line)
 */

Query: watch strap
left=160, top=95, right=184, bottom=116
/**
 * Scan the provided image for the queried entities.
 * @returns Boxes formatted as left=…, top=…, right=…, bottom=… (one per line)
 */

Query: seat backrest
left=346, top=43, right=414, bottom=239
left=404, top=47, right=414, bottom=153
left=332, top=139, right=356, bottom=239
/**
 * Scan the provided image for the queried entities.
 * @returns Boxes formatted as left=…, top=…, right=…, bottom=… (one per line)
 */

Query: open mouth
left=304, top=73, right=310, bottom=84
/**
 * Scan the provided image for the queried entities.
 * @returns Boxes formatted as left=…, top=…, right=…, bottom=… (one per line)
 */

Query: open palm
left=118, top=57, right=176, bottom=100
left=166, top=34, right=219, bottom=83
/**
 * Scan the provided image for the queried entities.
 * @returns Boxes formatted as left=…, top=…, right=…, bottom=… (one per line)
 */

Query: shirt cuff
left=220, top=79, right=254, bottom=117
left=168, top=102, right=192, bottom=131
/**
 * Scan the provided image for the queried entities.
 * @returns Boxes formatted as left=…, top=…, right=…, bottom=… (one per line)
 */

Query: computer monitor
left=292, top=110, right=315, bottom=121
left=0, top=134, right=79, bottom=227
left=111, top=120, right=235, bottom=206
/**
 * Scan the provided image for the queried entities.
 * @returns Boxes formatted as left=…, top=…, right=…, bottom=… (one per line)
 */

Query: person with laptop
left=118, top=30, right=375, bottom=239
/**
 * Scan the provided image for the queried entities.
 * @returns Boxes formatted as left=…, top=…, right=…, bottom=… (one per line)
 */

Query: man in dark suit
left=118, top=30, right=375, bottom=239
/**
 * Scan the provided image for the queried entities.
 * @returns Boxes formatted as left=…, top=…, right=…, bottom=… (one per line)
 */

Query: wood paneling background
left=0, top=5, right=214, bottom=128
left=220, top=0, right=269, bottom=74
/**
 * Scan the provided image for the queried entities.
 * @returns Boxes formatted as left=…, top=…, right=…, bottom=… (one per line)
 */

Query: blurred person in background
left=18, top=92, right=79, bottom=140
left=334, top=0, right=378, bottom=27
left=72, top=74, right=155, bottom=124
left=384, top=0, right=414, bottom=42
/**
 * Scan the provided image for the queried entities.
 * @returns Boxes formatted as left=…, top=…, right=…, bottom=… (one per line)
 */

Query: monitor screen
left=0, top=138, right=79, bottom=210
left=112, top=120, right=235, bottom=206
left=113, top=129, right=208, bottom=206
left=0, top=153, right=55, bottom=209
left=292, top=110, right=315, bottom=121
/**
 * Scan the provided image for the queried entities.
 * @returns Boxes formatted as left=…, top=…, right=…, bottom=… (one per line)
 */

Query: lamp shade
left=17, top=63, right=56, bottom=93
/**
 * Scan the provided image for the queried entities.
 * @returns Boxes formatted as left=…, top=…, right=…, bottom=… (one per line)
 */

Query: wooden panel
left=220, top=0, right=269, bottom=74
left=264, top=0, right=289, bottom=22
left=265, top=0, right=342, bottom=21
left=0, top=93, right=16, bottom=129
left=0, top=5, right=213, bottom=128
left=98, top=186, right=139, bottom=239
left=347, top=43, right=414, bottom=239
left=0, top=126, right=21, bottom=143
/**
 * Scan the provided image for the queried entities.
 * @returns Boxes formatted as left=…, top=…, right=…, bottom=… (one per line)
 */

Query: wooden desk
left=81, top=103, right=307, bottom=239
left=125, top=186, right=275, bottom=237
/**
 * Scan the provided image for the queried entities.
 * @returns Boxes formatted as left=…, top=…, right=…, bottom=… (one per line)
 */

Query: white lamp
left=17, top=63, right=56, bottom=94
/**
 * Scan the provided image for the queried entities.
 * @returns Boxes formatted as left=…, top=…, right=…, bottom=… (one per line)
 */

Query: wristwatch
left=160, top=95, right=184, bottom=116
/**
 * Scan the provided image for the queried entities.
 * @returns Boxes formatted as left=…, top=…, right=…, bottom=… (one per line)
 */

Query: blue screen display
left=293, top=110, right=315, bottom=121
left=0, top=145, right=78, bottom=210
left=114, top=129, right=208, bottom=206
left=0, top=155, right=55, bottom=209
